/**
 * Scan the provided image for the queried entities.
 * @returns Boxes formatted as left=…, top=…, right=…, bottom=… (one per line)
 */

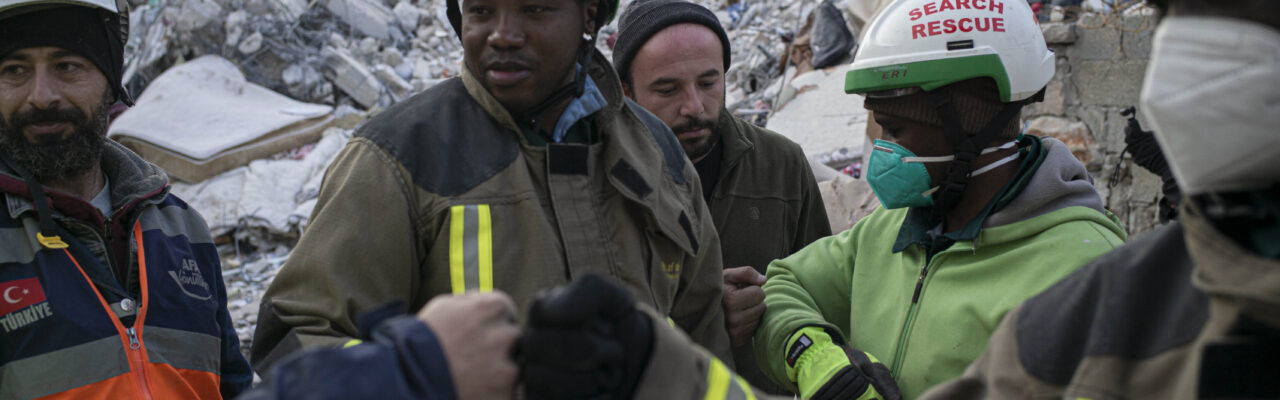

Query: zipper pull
left=911, top=264, right=929, bottom=303
left=126, top=327, right=141, bottom=350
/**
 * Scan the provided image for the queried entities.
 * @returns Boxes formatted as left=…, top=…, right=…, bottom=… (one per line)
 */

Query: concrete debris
left=238, top=31, right=265, bottom=54
left=170, top=126, right=352, bottom=237
left=394, top=2, right=425, bottom=32
left=1042, top=21, right=1077, bottom=44
left=1026, top=116, right=1095, bottom=165
left=766, top=64, right=868, bottom=160
left=121, top=0, right=465, bottom=111
left=373, top=63, right=414, bottom=99
left=322, top=46, right=386, bottom=108
left=357, top=37, right=380, bottom=56
left=176, top=0, right=223, bottom=32
left=817, top=173, right=879, bottom=233
left=323, top=0, right=400, bottom=40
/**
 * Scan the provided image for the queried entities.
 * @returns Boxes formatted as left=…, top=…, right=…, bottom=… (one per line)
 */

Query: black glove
left=1122, top=106, right=1181, bottom=213
left=519, top=275, right=653, bottom=400
left=1123, top=107, right=1168, bottom=178
left=812, top=346, right=902, bottom=400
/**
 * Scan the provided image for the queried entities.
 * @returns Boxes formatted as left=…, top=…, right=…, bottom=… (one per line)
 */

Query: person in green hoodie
left=748, top=0, right=1129, bottom=398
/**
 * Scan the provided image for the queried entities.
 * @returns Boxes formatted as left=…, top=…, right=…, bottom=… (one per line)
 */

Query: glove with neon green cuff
left=784, top=327, right=901, bottom=400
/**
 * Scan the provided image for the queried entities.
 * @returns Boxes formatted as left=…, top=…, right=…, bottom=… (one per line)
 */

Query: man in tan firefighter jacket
left=250, top=0, right=733, bottom=376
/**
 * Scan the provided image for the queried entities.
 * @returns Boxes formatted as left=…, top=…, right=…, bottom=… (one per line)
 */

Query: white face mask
left=1140, top=17, right=1280, bottom=195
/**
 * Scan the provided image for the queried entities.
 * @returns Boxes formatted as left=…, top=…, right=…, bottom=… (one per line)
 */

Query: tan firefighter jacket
left=250, top=50, right=732, bottom=372
left=919, top=200, right=1280, bottom=399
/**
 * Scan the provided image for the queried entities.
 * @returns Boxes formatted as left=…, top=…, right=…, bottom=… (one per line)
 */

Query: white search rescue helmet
left=844, top=0, right=1054, bottom=102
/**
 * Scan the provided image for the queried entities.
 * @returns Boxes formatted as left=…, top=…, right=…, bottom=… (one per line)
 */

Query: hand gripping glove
left=784, top=326, right=901, bottom=400
left=519, top=274, right=653, bottom=400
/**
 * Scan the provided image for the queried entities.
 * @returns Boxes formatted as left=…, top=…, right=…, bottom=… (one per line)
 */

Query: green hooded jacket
left=754, top=136, right=1127, bottom=398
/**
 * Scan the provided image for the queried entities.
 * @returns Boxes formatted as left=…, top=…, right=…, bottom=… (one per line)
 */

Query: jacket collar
left=1183, top=200, right=1280, bottom=326
left=459, top=50, right=701, bottom=255
left=461, top=50, right=626, bottom=139
left=714, top=108, right=755, bottom=176
left=2, top=140, right=169, bottom=226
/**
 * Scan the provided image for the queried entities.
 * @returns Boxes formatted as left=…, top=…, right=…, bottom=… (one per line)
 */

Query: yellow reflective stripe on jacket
left=449, top=204, right=493, bottom=294
left=732, top=374, right=757, bottom=400
left=476, top=204, right=493, bottom=291
left=704, top=356, right=756, bottom=400
left=705, top=357, right=732, bottom=400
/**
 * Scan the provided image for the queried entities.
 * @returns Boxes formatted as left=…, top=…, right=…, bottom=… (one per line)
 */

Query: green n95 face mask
left=866, top=139, right=1020, bottom=209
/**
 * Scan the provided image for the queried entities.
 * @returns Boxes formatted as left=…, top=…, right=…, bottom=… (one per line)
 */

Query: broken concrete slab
left=373, top=64, right=413, bottom=99
left=394, top=2, right=424, bottom=32
left=176, top=0, right=223, bottom=32
left=1041, top=22, right=1076, bottom=44
left=766, top=64, right=868, bottom=158
left=321, top=46, right=384, bottom=108
left=323, top=0, right=398, bottom=40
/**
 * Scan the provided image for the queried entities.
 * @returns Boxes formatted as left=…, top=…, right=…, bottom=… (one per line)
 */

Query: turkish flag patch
left=0, top=278, right=47, bottom=316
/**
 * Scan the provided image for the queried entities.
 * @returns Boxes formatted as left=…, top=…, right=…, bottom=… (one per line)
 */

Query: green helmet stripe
left=844, top=54, right=1013, bottom=102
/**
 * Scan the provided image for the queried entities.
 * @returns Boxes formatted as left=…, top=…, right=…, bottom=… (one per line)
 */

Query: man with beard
left=611, top=0, right=831, bottom=392
left=918, top=0, right=1280, bottom=398
left=251, top=0, right=733, bottom=384
left=0, top=0, right=251, bottom=398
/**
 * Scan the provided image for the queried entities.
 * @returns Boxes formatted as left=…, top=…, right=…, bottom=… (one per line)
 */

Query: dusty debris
left=122, top=0, right=463, bottom=110
left=766, top=64, right=868, bottom=159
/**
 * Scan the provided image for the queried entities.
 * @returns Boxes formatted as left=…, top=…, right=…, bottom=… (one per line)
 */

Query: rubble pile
left=123, top=0, right=464, bottom=110
left=122, top=0, right=862, bottom=128
left=705, top=0, right=833, bottom=120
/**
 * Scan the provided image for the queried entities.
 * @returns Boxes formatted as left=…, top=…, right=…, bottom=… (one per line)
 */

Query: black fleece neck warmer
left=0, top=6, right=129, bottom=104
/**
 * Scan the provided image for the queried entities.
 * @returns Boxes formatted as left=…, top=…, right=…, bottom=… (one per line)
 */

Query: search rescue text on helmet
left=908, top=0, right=1007, bottom=39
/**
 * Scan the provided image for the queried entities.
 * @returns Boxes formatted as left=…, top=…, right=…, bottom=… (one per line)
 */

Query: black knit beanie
left=0, top=6, right=130, bottom=105
left=614, top=0, right=731, bottom=85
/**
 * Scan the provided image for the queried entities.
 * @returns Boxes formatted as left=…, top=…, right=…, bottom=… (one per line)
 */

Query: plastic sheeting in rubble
left=170, top=126, right=351, bottom=237
left=110, top=56, right=340, bottom=182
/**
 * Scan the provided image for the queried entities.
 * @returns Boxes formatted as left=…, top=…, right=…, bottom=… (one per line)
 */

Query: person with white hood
left=917, top=0, right=1280, bottom=398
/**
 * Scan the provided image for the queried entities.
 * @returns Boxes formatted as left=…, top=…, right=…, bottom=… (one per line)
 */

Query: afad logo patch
left=0, top=278, right=53, bottom=333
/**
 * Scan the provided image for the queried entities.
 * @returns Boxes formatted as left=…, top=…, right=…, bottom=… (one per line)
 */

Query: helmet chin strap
left=927, top=88, right=1032, bottom=223
left=516, top=33, right=596, bottom=128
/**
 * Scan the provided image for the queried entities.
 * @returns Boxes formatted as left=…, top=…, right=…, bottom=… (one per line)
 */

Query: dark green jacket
left=707, top=109, right=831, bottom=392
left=251, top=51, right=732, bottom=372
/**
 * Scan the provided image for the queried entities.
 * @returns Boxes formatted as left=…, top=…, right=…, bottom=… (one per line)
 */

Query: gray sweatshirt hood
left=985, top=136, right=1107, bottom=228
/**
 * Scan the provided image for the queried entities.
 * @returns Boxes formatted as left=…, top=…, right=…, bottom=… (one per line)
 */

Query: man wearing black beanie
left=615, top=0, right=831, bottom=393
left=0, top=1, right=252, bottom=398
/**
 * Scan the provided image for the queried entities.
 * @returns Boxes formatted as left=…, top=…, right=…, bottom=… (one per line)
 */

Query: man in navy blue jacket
left=1, top=1, right=252, bottom=397
left=242, top=292, right=520, bottom=399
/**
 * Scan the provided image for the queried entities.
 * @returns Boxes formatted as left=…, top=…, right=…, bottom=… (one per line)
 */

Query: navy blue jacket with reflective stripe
left=0, top=169, right=251, bottom=399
